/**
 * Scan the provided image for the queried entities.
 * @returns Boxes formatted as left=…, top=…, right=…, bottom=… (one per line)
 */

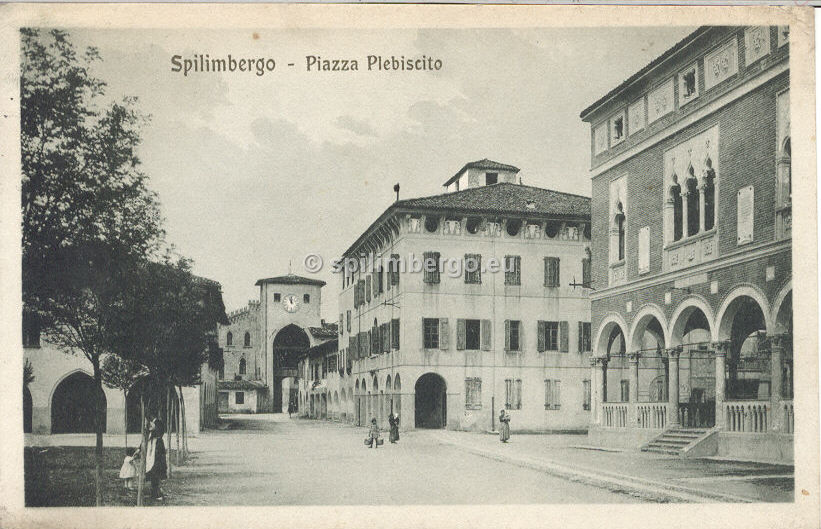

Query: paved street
left=162, top=414, right=638, bottom=505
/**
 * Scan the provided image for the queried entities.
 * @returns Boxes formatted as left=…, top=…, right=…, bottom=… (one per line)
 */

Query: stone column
left=712, top=340, right=729, bottom=430
left=663, top=198, right=675, bottom=244
left=698, top=185, right=707, bottom=233
left=667, top=347, right=681, bottom=427
left=628, top=352, right=640, bottom=426
left=590, top=357, right=600, bottom=426
left=681, top=193, right=690, bottom=237
left=770, top=334, right=785, bottom=432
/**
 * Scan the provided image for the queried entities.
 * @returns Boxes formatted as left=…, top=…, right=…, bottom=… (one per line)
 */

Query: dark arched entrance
left=273, top=324, right=310, bottom=413
left=415, top=373, right=446, bottom=429
left=23, top=386, right=32, bottom=433
left=51, top=372, right=106, bottom=434
left=126, top=377, right=178, bottom=434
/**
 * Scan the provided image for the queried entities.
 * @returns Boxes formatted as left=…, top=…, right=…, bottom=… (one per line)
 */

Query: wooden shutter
left=481, top=319, right=491, bottom=351
left=439, top=318, right=449, bottom=350
left=578, top=321, right=584, bottom=353
left=366, top=276, right=372, bottom=302
left=504, top=320, right=511, bottom=351
left=390, top=254, right=400, bottom=286
left=543, top=257, right=549, bottom=287
left=421, top=318, right=427, bottom=348
left=518, top=320, right=524, bottom=351
left=560, top=321, right=569, bottom=352
left=391, top=319, right=400, bottom=350
left=537, top=321, right=546, bottom=352
left=456, top=319, right=466, bottom=350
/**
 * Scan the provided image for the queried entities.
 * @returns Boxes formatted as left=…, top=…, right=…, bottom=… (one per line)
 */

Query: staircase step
left=661, top=434, right=702, bottom=440
left=641, top=447, right=680, bottom=455
left=650, top=440, right=691, bottom=447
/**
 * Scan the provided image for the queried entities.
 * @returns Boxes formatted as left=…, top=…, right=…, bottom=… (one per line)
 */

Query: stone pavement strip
left=431, top=430, right=794, bottom=503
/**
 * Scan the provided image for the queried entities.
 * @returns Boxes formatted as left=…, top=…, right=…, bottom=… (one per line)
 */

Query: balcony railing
left=725, top=401, right=769, bottom=433
left=637, top=403, right=667, bottom=429
left=602, top=403, right=628, bottom=428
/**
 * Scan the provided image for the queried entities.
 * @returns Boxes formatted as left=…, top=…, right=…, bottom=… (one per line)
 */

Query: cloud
left=334, top=115, right=377, bottom=137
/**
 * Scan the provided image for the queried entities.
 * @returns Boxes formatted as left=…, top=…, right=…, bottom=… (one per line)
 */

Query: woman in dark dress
left=389, top=413, right=400, bottom=443
left=499, top=408, right=511, bottom=443
left=143, top=418, right=167, bottom=500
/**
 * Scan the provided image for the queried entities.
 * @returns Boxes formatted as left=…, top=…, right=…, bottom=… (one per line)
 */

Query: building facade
left=581, top=26, right=792, bottom=462
left=216, top=274, right=337, bottom=413
left=299, top=159, right=593, bottom=433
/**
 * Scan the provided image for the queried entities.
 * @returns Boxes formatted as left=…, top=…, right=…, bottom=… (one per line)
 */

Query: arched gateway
left=273, top=324, right=310, bottom=412
left=415, top=373, right=447, bottom=429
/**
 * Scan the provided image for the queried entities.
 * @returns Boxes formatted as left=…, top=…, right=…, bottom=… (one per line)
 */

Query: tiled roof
left=580, top=26, right=710, bottom=121
left=443, top=158, right=520, bottom=187
left=254, top=273, right=326, bottom=287
left=342, top=182, right=590, bottom=257
left=307, top=338, right=338, bottom=355
left=309, top=324, right=338, bottom=339
left=218, top=379, right=267, bottom=391
left=398, top=182, right=590, bottom=217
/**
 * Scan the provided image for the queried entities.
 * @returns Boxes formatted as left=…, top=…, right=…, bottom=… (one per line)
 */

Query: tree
left=101, top=354, right=145, bottom=451
left=24, top=359, right=35, bottom=387
left=21, top=29, right=164, bottom=506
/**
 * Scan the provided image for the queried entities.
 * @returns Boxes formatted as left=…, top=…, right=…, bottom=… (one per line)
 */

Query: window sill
left=609, top=260, right=625, bottom=269
left=664, top=228, right=716, bottom=251
left=465, top=405, right=483, bottom=411
left=544, top=406, right=562, bottom=411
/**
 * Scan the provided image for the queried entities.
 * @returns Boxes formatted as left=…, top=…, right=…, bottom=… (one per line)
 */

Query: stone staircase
left=642, top=427, right=712, bottom=455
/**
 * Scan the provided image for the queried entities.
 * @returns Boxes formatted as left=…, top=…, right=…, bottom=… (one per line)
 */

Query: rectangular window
left=464, top=254, right=482, bottom=284
left=538, top=321, right=559, bottom=351
left=465, top=319, right=481, bottom=350
left=578, top=322, right=592, bottom=352
left=423, top=251, right=441, bottom=284
left=620, top=380, right=630, bottom=402
left=304, top=294, right=310, bottom=304
left=391, top=318, right=400, bottom=349
left=485, top=172, right=498, bottom=185
left=610, top=112, right=625, bottom=146
left=465, top=378, right=482, bottom=409
left=505, top=320, right=521, bottom=352
left=235, top=392, right=245, bottom=405
left=273, top=293, right=281, bottom=302
left=504, top=255, right=521, bottom=285
left=389, top=254, right=400, bottom=287
left=505, top=379, right=522, bottom=410
left=423, top=318, right=440, bottom=349
left=339, top=313, right=343, bottom=336
left=544, top=257, right=560, bottom=287
left=346, top=310, right=351, bottom=333
left=376, top=262, right=384, bottom=295
left=678, top=63, right=699, bottom=106
left=583, top=380, right=591, bottom=411
left=366, top=276, right=372, bottom=302
left=545, top=380, right=561, bottom=410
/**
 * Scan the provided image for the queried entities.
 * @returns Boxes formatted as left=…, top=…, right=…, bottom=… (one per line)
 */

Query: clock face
left=282, top=294, right=300, bottom=313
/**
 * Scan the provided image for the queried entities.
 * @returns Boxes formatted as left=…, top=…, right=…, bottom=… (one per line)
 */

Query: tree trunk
left=175, top=391, right=181, bottom=465
left=124, top=389, right=128, bottom=453
left=92, top=356, right=104, bottom=507
left=136, top=396, right=147, bottom=506
left=180, top=388, right=188, bottom=460
left=166, top=385, right=172, bottom=478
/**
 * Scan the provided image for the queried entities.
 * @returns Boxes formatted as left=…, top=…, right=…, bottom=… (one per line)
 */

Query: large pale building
left=581, top=26, right=792, bottom=462
left=299, top=159, right=593, bottom=433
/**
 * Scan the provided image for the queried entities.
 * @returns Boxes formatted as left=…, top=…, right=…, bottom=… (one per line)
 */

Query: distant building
left=23, top=276, right=225, bottom=436
left=581, top=26, right=792, bottom=462
left=299, top=159, right=593, bottom=433
left=216, top=274, right=337, bottom=413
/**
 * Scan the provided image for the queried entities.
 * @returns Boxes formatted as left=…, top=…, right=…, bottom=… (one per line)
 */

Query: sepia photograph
left=0, top=4, right=818, bottom=529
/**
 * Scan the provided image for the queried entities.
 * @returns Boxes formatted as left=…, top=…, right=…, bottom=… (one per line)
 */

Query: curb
left=435, top=435, right=756, bottom=503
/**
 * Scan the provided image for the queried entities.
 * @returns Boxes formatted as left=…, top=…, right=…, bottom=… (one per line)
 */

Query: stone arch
left=50, top=369, right=106, bottom=434
left=629, top=304, right=670, bottom=352
left=669, top=295, right=716, bottom=346
left=716, top=284, right=772, bottom=341
left=594, top=313, right=629, bottom=357
left=772, top=280, right=793, bottom=334
left=415, top=372, right=446, bottom=429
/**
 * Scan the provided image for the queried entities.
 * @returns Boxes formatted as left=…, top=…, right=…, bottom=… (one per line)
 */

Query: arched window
left=226, top=331, right=233, bottom=346
left=239, top=357, right=246, bottom=375
left=670, top=183, right=683, bottom=242
left=244, top=332, right=251, bottom=347
left=686, top=168, right=699, bottom=237
left=703, top=157, right=716, bottom=231
left=615, top=202, right=625, bottom=261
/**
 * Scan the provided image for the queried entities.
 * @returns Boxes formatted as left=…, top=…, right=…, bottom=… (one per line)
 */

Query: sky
left=69, top=26, right=696, bottom=320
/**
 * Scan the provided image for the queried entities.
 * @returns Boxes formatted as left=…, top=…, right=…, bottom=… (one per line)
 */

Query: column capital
left=627, top=351, right=641, bottom=363
left=769, top=333, right=791, bottom=352
left=711, top=340, right=731, bottom=356
left=590, top=355, right=608, bottom=367
left=666, top=346, right=682, bottom=359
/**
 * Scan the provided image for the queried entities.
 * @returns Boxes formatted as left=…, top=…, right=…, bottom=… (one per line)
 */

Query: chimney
left=394, top=183, right=400, bottom=201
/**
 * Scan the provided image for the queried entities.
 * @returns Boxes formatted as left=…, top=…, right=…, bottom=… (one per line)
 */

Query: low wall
left=587, top=426, right=662, bottom=449
left=717, top=432, right=794, bottom=464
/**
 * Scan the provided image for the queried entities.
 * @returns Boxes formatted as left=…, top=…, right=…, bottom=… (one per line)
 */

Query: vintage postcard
left=0, top=4, right=817, bottom=529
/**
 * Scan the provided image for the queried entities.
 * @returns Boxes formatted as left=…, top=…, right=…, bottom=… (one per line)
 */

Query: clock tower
left=255, top=273, right=327, bottom=412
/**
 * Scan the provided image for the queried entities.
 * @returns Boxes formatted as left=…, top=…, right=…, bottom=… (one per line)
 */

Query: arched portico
left=51, top=370, right=106, bottom=434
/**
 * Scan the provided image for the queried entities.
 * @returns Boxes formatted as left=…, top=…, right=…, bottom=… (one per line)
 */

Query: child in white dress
left=119, top=448, right=138, bottom=490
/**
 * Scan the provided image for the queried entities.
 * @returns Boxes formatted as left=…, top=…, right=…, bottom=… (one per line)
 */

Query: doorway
left=414, top=373, right=447, bottom=429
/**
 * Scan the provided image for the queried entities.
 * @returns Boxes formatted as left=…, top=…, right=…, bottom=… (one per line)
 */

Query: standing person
left=367, top=418, right=381, bottom=448
left=389, top=413, right=400, bottom=444
left=499, top=408, right=511, bottom=443
left=143, top=418, right=167, bottom=500
left=288, top=400, right=294, bottom=418
left=118, top=448, right=138, bottom=490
